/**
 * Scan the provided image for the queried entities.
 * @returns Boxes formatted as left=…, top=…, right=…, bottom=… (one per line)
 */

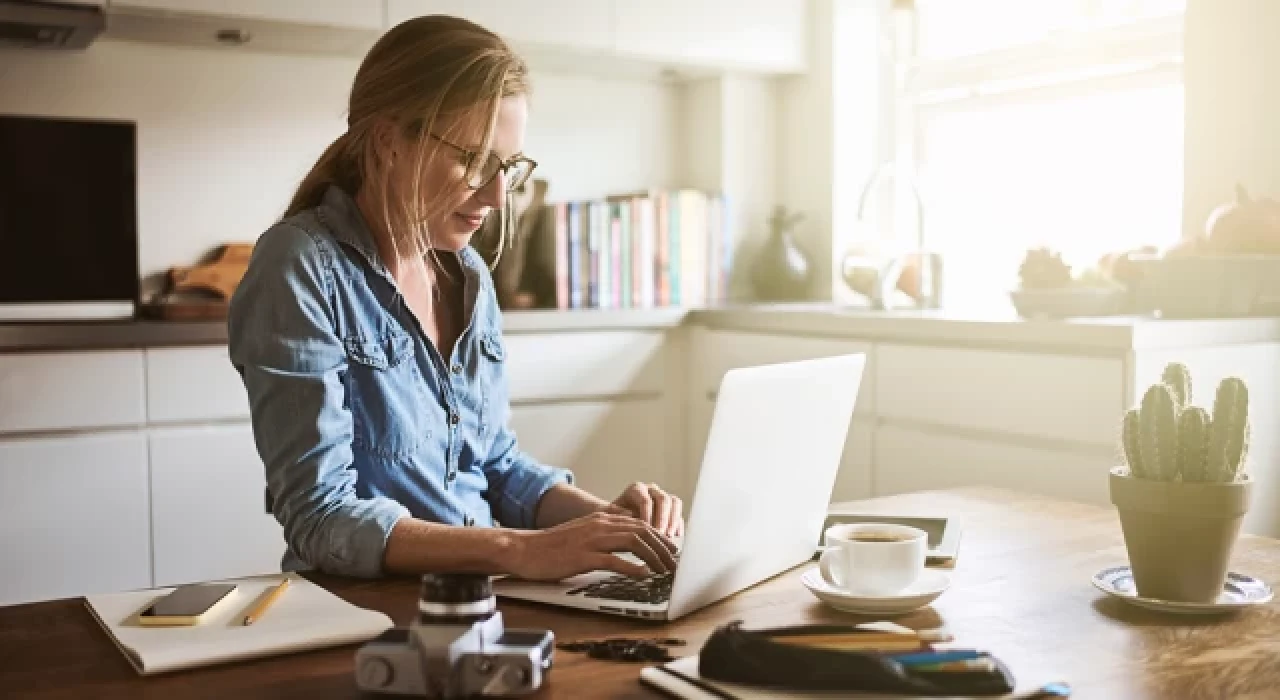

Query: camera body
left=355, top=574, right=554, bottom=698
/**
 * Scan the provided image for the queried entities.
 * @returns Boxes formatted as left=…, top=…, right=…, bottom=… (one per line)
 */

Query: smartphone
left=138, top=583, right=238, bottom=626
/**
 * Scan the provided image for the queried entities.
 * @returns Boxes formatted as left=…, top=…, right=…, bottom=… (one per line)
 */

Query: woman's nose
left=475, top=170, right=506, bottom=208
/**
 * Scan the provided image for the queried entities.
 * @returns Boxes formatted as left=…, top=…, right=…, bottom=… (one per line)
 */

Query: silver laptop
left=492, top=352, right=867, bottom=621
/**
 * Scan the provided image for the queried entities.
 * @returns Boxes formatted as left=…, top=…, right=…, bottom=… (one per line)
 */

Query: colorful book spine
left=548, top=188, right=730, bottom=310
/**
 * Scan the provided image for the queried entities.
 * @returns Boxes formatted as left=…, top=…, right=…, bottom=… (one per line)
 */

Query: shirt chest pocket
left=477, top=331, right=507, bottom=438
left=342, top=331, right=429, bottom=458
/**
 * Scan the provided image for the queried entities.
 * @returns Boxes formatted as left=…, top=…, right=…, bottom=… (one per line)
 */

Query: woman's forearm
left=533, top=482, right=611, bottom=528
left=381, top=484, right=611, bottom=575
left=382, top=516, right=522, bottom=575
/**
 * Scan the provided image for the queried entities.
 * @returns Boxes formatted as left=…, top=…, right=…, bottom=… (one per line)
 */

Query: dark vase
left=750, top=227, right=812, bottom=301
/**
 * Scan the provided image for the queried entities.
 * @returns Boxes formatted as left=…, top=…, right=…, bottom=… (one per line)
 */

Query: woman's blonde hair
left=286, top=14, right=529, bottom=265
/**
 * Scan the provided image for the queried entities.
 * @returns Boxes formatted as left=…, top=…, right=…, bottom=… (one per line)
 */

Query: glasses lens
left=467, top=153, right=498, bottom=188
left=505, top=159, right=534, bottom=191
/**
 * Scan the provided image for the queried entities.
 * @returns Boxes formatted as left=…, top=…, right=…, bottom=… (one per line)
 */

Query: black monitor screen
left=0, top=114, right=139, bottom=304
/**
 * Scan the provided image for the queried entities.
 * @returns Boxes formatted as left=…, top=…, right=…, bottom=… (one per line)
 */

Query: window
left=896, top=0, right=1186, bottom=310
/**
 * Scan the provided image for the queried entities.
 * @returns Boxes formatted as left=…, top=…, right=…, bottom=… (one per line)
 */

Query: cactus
left=1138, top=383, right=1181, bottom=481
left=1121, top=408, right=1145, bottom=478
left=1162, top=362, right=1192, bottom=409
left=1120, top=364, right=1251, bottom=483
left=1207, top=377, right=1250, bottom=482
left=1178, top=407, right=1211, bottom=482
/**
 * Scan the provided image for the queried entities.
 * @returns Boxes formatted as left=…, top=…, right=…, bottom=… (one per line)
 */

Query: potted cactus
left=1110, top=362, right=1253, bottom=603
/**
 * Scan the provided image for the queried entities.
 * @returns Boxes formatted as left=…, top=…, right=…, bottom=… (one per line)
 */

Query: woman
left=228, top=15, right=682, bottom=582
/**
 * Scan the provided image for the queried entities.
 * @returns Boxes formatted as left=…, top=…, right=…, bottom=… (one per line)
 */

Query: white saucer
left=801, top=567, right=951, bottom=615
left=1092, top=565, right=1274, bottom=615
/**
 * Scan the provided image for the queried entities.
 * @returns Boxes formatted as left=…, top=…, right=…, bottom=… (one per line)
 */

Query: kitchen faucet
left=842, top=161, right=943, bottom=310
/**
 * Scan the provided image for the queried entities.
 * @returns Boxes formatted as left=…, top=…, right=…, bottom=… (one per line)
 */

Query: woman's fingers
left=596, top=531, right=669, bottom=574
left=597, top=511, right=678, bottom=555
left=650, top=485, right=674, bottom=536
left=589, top=553, right=649, bottom=578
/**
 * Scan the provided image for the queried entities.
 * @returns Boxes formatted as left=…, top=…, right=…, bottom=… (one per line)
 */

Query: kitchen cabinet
left=508, top=398, right=667, bottom=503
left=832, top=420, right=874, bottom=503
left=613, top=0, right=808, bottom=73
left=388, top=0, right=612, bottom=53
left=875, top=344, right=1123, bottom=447
left=503, top=330, right=667, bottom=402
left=0, top=432, right=151, bottom=607
left=692, top=328, right=874, bottom=416
left=873, top=424, right=1115, bottom=508
left=0, top=350, right=145, bottom=434
left=145, top=346, right=249, bottom=424
left=148, top=425, right=285, bottom=587
left=111, top=0, right=385, bottom=31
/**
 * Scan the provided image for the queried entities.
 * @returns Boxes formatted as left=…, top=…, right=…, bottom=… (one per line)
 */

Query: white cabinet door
left=145, top=346, right=249, bottom=424
left=465, top=0, right=613, bottom=52
left=149, top=424, right=285, bottom=587
left=832, top=419, right=874, bottom=503
left=508, top=399, right=666, bottom=505
left=873, top=424, right=1115, bottom=508
left=385, top=0, right=469, bottom=26
left=0, top=432, right=151, bottom=606
left=693, top=329, right=874, bottom=417
left=503, top=330, right=667, bottom=401
left=0, top=350, right=145, bottom=434
left=613, top=0, right=808, bottom=73
left=875, top=344, right=1124, bottom=447
left=112, top=0, right=384, bottom=30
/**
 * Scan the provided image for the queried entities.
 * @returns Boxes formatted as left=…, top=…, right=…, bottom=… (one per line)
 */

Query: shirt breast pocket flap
left=344, top=332, right=414, bottom=371
left=480, top=332, right=506, bottom=363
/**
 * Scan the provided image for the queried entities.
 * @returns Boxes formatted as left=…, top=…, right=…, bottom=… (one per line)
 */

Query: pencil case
left=697, top=621, right=1017, bottom=696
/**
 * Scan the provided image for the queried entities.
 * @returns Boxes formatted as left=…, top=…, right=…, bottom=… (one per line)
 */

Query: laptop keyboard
left=566, top=571, right=673, bottom=605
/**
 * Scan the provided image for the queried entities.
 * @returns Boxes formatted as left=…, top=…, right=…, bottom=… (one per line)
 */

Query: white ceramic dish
left=801, top=567, right=951, bottom=615
left=1092, top=565, right=1274, bottom=615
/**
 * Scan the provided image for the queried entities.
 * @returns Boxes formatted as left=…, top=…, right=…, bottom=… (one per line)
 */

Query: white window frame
left=889, top=6, right=1186, bottom=305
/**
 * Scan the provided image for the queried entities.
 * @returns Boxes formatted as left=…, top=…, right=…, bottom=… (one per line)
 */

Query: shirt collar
left=318, top=183, right=488, bottom=278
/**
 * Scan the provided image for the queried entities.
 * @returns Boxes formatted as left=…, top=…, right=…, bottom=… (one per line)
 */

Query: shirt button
left=449, top=412, right=460, bottom=426
left=446, top=471, right=457, bottom=482
left=451, top=363, right=463, bottom=374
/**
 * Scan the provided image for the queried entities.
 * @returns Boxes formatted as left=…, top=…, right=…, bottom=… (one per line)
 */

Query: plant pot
left=1109, top=466, right=1253, bottom=603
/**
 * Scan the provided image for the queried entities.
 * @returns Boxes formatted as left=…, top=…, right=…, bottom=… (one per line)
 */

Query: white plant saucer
left=1092, top=565, right=1273, bottom=615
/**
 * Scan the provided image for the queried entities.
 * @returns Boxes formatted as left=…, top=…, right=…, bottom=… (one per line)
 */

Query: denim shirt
left=227, top=184, right=573, bottom=578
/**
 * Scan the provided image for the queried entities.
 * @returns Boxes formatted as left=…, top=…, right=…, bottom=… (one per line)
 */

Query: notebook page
left=84, top=573, right=394, bottom=675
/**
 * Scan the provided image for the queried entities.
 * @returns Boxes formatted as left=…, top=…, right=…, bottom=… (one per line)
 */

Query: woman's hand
left=605, top=481, right=685, bottom=540
left=508, top=511, right=678, bottom=581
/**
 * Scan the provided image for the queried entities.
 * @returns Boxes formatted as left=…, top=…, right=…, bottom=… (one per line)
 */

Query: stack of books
left=549, top=188, right=732, bottom=311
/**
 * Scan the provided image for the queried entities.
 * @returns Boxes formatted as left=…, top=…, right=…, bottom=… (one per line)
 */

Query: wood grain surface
left=3, top=487, right=1279, bottom=699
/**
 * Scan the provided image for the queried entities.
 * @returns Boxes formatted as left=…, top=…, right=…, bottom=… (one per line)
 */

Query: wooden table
left=4, top=487, right=1280, bottom=699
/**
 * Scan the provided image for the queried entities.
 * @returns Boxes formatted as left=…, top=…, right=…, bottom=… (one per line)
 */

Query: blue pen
left=889, top=649, right=987, bottom=666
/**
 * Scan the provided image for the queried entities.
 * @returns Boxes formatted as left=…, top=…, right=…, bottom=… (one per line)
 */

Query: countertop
left=2, top=303, right=1279, bottom=353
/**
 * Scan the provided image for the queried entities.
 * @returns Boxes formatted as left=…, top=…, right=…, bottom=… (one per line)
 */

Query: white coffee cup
left=818, top=523, right=927, bottom=596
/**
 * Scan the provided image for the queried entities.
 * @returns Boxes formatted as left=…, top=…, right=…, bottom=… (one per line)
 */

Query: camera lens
left=418, top=573, right=496, bottom=624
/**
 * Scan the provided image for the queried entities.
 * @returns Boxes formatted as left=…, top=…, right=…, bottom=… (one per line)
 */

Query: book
left=84, top=573, right=394, bottom=675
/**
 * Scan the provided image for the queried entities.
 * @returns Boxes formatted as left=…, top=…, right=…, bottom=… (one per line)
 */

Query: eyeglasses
left=431, top=133, right=537, bottom=192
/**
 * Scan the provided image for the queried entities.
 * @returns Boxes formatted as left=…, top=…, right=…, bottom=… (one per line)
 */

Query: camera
left=355, top=573, right=554, bottom=698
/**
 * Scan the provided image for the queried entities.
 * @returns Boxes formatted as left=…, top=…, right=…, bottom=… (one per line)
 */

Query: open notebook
left=84, top=573, right=394, bottom=675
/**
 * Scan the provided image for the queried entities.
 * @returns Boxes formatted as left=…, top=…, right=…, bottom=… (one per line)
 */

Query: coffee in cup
left=818, top=523, right=927, bottom=596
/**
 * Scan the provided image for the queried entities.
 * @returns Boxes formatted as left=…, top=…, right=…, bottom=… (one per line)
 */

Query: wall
left=1183, top=0, right=1280, bottom=238
left=0, top=38, right=678, bottom=298
left=674, top=74, right=779, bottom=302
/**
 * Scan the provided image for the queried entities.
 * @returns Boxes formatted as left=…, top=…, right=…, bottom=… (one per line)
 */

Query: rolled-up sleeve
left=482, top=422, right=573, bottom=529
left=228, top=223, right=409, bottom=577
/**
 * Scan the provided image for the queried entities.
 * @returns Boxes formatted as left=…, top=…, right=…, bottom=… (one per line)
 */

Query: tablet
left=815, top=512, right=962, bottom=563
